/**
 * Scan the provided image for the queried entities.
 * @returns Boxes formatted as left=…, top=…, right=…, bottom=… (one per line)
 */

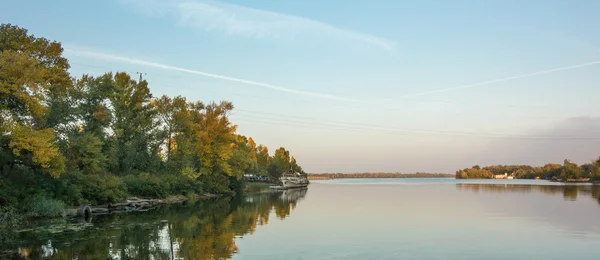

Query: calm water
left=2, top=179, right=600, bottom=259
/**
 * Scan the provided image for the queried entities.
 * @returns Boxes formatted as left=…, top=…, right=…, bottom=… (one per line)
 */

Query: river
left=2, top=179, right=600, bottom=259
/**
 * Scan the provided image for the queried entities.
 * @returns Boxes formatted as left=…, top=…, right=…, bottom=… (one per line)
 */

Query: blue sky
left=2, top=0, right=600, bottom=172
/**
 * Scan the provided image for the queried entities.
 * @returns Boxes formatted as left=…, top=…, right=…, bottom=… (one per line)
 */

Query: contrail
left=65, top=48, right=360, bottom=102
left=382, top=60, right=600, bottom=101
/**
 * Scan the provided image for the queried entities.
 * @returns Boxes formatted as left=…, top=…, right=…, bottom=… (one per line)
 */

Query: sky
left=2, top=0, right=600, bottom=173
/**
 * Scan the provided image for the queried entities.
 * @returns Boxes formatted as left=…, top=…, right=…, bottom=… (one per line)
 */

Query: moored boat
left=279, top=170, right=309, bottom=189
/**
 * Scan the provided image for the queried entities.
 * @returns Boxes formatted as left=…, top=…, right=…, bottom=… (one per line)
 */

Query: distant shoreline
left=307, top=173, right=454, bottom=180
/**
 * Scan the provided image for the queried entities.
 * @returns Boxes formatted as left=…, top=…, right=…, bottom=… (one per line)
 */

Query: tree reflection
left=3, top=188, right=308, bottom=260
left=456, top=183, right=600, bottom=204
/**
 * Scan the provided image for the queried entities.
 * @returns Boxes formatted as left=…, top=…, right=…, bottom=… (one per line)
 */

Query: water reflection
left=456, top=183, right=600, bottom=204
left=2, top=188, right=307, bottom=260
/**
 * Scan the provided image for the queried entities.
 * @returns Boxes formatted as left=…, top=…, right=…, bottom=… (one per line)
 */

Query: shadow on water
left=455, top=183, right=600, bottom=204
left=0, top=188, right=308, bottom=260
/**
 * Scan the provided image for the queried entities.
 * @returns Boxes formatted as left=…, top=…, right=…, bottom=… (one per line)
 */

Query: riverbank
left=72, top=193, right=225, bottom=218
left=2, top=182, right=282, bottom=230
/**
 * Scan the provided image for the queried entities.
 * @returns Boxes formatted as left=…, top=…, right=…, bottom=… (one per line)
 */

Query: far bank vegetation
left=455, top=158, right=600, bottom=182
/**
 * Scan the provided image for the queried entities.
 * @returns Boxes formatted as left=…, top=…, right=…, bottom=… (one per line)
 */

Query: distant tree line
left=0, top=24, right=304, bottom=215
left=308, top=172, right=454, bottom=179
left=455, top=158, right=600, bottom=182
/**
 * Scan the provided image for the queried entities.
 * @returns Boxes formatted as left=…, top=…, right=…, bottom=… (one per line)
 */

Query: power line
left=233, top=108, right=553, bottom=137
left=69, top=62, right=556, bottom=110
left=68, top=62, right=596, bottom=135
left=230, top=112, right=600, bottom=140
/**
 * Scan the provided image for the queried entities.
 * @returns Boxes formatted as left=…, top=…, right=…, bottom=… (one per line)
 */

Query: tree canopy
left=0, top=24, right=304, bottom=208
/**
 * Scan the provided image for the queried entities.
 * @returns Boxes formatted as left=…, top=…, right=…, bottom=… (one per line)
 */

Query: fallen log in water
left=76, top=194, right=217, bottom=217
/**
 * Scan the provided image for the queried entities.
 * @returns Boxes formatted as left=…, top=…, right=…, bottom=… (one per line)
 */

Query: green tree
left=560, top=159, right=585, bottom=180
left=593, top=157, right=600, bottom=181
left=154, top=95, right=189, bottom=161
left=256, top=145, right=269, bottom=176
left=228, top=135, right=258, bottom=177
left=64, top=132, right=106, bottom=175
left=75, top=74, right=114, bottom=139
left=108, top=72, right=160, bottom=174
left=290, top=156, right=304, bottom=174
left=267, top=147, right=291, bottom=180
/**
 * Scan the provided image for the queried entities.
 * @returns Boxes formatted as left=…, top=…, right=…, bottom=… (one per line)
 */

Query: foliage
left=455, top=167, right=493, bottom=179
left=199, top=173, right=235, bottom=195
left=0, top=206, right=21, bottom=227
left=0, top=205, right=21, bottom=246
left=560, top=160, right=586, bottom=180
left=123, top=173, right=204, bottom=199
left=123, top=173, right=169, bottom=198
left=456, top=159, right=597, bottom=181
left=0, top=23, right=304, bottom=215
left=24, top=194, right=66, bottom=218
left=59, top=172, right=128, bottom=205
left=267, top=147, right=291, bottom=180
left=592, top=158, right=600, bottom=181
left=64, top=132, right=106, bottom=175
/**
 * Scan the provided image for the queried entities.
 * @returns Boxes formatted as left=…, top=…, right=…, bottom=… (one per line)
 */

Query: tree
left=193, top=101, right=237, bottom=177
left=267, top=147, right=291, bottom=180
left=0, top=23, right=308, bottom=209
left=64, top=132, right=106, bottom=175
left=75, top=74, right=114, bottom=139
left=108, top=72, right=160, bottom=174
left=155, top=95, right=188, bottom=161
left=560, top=159, right=585, bottom=180
left=0, top=24, right=70, bottom=178
left=593, top=157, right=600, bottom=181
left=6, top=124, right=64, bottom=177
left=290, top=156, right=304, bottom=174
left=256, top=145, right=269, bottom=176
left=455, top=167, right=492, bottom=179
left=228, top=135, right=258, bottom=177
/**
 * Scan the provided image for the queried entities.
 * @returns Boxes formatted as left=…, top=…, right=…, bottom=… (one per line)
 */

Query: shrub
left=0, top=206, right=21, bottom=227
left=229, top=176, right=245, bottom=195
left=162, top=174, right=204, bottom=196
left=199, top=173, right=234, bottom=195
left=25, top=195, right=66, bottom=218
left=0, top=206, right=22, bottom=246
left=123, top=173, right=204, bottom=198
left=59, top=172, right=128, bottom=205
left=123, top=173, right=168, bottom=198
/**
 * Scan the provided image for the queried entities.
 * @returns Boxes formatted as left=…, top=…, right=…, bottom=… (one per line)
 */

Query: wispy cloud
left=119, top=0, right=397, bottom=51
left=65, top=48, right=361, bottom=102
left=381, top=60, right=600, bottom=101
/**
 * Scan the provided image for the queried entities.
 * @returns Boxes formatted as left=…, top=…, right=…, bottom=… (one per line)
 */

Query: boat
left=279, top=170, right=309, bottom=189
